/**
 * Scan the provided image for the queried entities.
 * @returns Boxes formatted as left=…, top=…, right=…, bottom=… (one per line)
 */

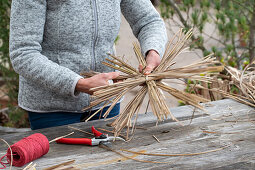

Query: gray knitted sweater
left=9, top=0, right=167, bottom=113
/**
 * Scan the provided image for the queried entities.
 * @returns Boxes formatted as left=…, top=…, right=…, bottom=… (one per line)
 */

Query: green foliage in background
left=160, top=0, right=255, bottom=105
left=0, top=0, right=17, bottom=102
left=160, top=0, right=255, bottom=69
left=0, top=0, right=29, bottom=127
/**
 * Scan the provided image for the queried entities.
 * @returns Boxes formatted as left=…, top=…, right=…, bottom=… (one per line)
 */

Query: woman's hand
left=75, top=72, right=120, bottom=95
left=139, top=50, right=161, bottom=75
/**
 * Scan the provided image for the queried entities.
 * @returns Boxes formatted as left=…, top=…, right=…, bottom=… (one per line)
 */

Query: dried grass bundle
left=187, top=64, right=255, bottom=108
left=225, top=63, right=255, bottom=105
left=82, top=29, right=224, bottom=139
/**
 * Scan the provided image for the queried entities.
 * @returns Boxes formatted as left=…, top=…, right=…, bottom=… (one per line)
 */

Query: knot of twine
left=0, top=133, right=49, bottom=168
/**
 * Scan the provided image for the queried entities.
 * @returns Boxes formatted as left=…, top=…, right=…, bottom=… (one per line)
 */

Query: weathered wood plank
left=0, top=99, right=255, bottom=169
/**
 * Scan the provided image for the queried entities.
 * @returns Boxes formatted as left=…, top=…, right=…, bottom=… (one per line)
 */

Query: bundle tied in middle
left=82, top=29, right=224, bottom=139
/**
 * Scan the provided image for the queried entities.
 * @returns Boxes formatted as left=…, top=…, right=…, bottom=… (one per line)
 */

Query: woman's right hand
left=75, top=72, right=120, bottom=95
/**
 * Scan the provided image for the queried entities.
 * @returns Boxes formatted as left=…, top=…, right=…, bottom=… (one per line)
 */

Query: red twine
left=0, top=133, right=49, bottom=168
left=0, top=154, right=8, bottom=169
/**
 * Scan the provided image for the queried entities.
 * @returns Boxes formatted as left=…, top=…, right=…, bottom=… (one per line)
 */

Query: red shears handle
left=56, top=138, right=92, bottom=145
left=91, top=126, right=103, bottom=137
left=56, top=126, right=104, bottom=146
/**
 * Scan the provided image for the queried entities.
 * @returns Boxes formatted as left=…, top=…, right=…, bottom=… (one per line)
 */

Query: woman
left=9, top=0, right=167, bottom=130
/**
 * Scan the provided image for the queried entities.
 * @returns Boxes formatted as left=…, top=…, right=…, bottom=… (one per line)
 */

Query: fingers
left=76, top=72, right=120, bottom=95
left=138, top=64, right=153, bottom=75
left=100, top=72, right=120, bottom=85
left=138, top=64, right=144, bottom=73
left=143, top=65, right=154, bottom=75
left=138, top=50, right=161, bottom=75
left=106, top=72, right=120, bottom=80
left=145, top=50, right=161, bottom=74
left=138, top=64, right=154, bottom=75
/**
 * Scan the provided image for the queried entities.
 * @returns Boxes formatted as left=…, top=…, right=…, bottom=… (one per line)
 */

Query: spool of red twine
left=4, top=133, right=49, bottom=167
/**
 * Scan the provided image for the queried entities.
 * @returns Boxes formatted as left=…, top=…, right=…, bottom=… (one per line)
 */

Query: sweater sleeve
left=9, top=0, right=83, bottom=97
left=120, top=0, right=168, bottom=57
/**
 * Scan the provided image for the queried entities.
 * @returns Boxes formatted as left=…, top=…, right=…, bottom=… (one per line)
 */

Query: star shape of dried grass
left=82, top=29, right=224, bottom=139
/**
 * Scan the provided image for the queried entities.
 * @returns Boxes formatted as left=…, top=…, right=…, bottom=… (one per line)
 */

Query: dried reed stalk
left=225, top=63, right=255, bottom=105
left=120, top=144, right=231, bottom=156
left=83, top=29, right=224, bottom=139
left=187, top=62, right=255, bottom=107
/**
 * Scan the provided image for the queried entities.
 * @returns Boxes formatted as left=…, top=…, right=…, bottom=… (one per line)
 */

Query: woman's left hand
left=139, top=50, right=161, bottom=75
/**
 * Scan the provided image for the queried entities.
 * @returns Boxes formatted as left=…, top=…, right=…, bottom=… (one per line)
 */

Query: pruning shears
left=56, top=126, right=124, bottom=146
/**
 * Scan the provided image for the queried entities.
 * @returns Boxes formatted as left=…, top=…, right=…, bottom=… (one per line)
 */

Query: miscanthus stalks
left=82, top=29, right=224, bottom=139
left=225, top=63, right=255, bottom=105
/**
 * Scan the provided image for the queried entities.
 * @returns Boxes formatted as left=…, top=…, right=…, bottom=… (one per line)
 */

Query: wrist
left=146, top=49, right=160, bottom=56
left=75, top=78, right=91, bottom=93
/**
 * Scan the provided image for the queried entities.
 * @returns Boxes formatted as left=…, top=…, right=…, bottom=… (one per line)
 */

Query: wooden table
left=1, top=99, right=255, bottom=169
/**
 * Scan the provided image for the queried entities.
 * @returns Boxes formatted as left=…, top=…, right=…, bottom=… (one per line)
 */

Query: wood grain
left=0, top=99, right=255, bottom=169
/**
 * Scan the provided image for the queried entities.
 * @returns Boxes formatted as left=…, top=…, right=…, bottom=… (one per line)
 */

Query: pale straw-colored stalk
left=82, top=29, right=224, bottom=139
left=224, top=63, right=255, bottom=105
